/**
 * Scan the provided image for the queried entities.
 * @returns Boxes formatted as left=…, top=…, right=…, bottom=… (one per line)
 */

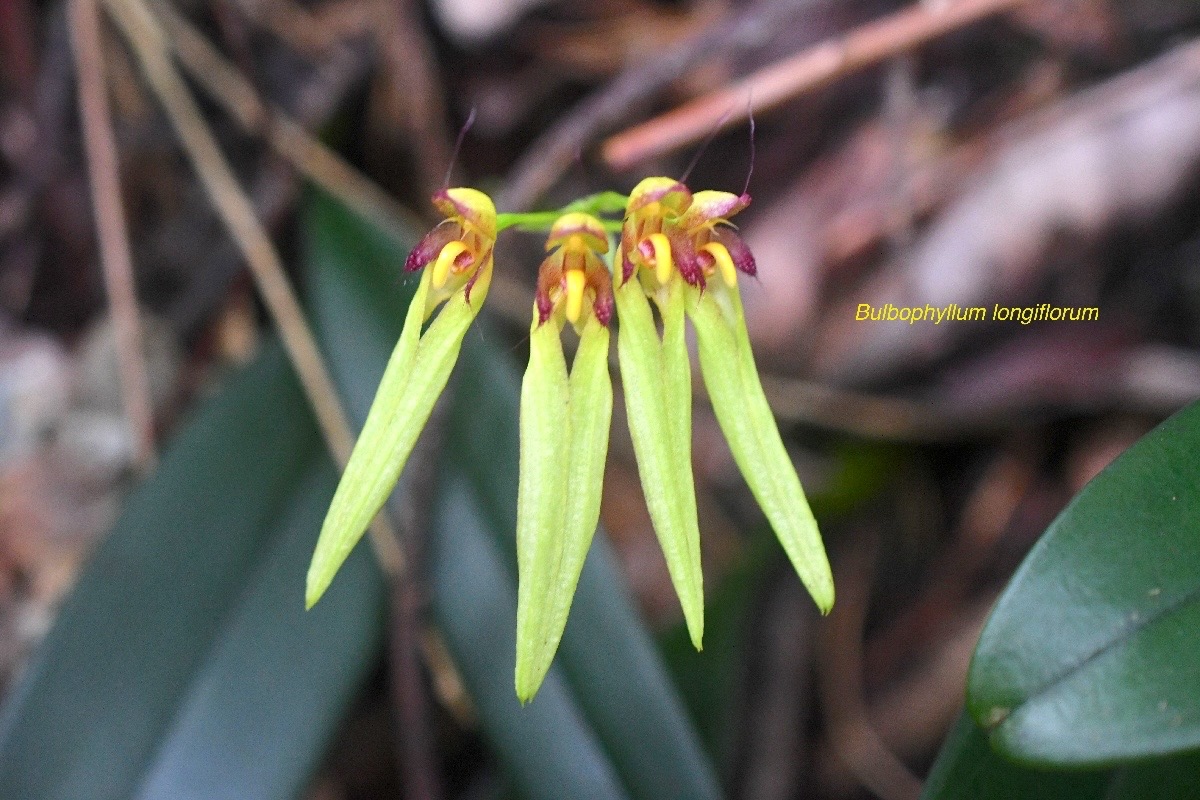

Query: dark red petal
left=586, top=260, right=613, bottom=326
left=463, top=266, right=481, bottom=303
left=669, top=230, right=704, bottom=286
left=404, top=222, right=459, bottom=272
left=593, top=293, right=613, bottom=326
left=715, top=228, right=756, bottom=276
left=462, top=246, right=491, bottom=303
left=536, top=290, right=554, bottom=324
left=636, top=237, right=658, bottom=264
left=535, top=254, right=563, bottom=321
left=621, top=252, right=636, bottom=283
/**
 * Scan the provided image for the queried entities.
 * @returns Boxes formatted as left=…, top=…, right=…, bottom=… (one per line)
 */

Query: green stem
left=495, top=192, right=629, bottom=234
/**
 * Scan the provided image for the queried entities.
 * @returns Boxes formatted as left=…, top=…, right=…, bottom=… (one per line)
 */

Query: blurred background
left=1, top=0, right=1199, bottom=798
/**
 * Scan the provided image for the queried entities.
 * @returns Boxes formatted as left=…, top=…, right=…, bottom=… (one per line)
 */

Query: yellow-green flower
left=617, top=178, right=834, bottom=650
left=515, top=213, right=613, bottom=703
left=304, top=178, right=831, bottom=705
left=306, top=188, right=495, bottom=609
left=615, top=177, right=707, bottom=648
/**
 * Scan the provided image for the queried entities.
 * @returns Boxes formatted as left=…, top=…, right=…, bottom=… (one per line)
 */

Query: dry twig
left=151, top=1, right=535, bottom=338
left=103, top=0, right=406, bottom=578
left=153, top=0, right=422, bottom=241
left=602, top=0, right=1030, bottom=170
left=69, top=0, right=157, bottom=471
left=498, top=0, right=819, bottom=211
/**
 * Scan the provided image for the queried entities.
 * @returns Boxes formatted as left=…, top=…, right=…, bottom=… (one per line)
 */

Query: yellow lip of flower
left=536, top=213, right=613, bottom=328
left=699, top=242, right=737, bottom=287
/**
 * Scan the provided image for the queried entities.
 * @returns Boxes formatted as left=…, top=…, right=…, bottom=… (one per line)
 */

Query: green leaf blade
left=967, top=400, right=1200, bottom=765
left=921, top=712, right=1111, bottom=800
left=615, top=277, right=705, bottom=649
left=688, top=286, right=834, bottom=613
left=0, top=343, right=386, bottom=800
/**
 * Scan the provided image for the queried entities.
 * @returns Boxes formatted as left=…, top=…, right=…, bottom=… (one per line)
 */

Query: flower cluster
left=306, top=179, right=834, bottom=704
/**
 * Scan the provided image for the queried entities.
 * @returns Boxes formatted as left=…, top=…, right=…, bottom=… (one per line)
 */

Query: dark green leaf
left=0, top=344, right=386, bottom=800
left=968, top=401, right=1200, bottom=765
left=923, top=713, right=1200, bottom=800
left=922, top=713, right=1109, bottom=800
left=1106, top=749, right=1200, bottom=799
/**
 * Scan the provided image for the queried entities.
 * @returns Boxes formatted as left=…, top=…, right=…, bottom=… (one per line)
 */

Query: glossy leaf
left=307, top=265, right=489, bottom=608
left=967, top=400, right=1200, bottom=765
left=615, top=275, right=705, bottom=648
left=922, top=712, right=1110, bottom=800
left=1106, top=750, right=1200, bottom=799
left=923, top=712, right=1200, bottom=800
left=688, top=284, right=834, bottom=612
left=515, top=318, right=612, bottom=701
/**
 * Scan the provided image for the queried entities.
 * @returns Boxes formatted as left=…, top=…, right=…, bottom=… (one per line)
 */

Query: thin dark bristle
left=443, top=107, right=477, bottom=189
left=742, top=95, right=756, bottom=197
left=680, top=106, right=733, bottom=184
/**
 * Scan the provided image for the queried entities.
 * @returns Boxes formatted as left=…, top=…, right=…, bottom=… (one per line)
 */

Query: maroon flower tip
left=536, top=290, right=554, bottom=324
left=463, top=262, right=483, bottom=303
left=403, top=248, right=427, bottom=273
left=717, top=228, right=757, bottom=277
left=676, top=253, right=704, bottom=286
left=670, top=231, right=702, bottom=285
left=593, top=294, right=613, bottom=326
left=621, top=253, right=636, bottom=284
left=636, top=238, right=657, bottom=263
left=406, top=223, right=458, bottom=273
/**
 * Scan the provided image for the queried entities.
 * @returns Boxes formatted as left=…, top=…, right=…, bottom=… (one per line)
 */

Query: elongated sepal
left=306, top=266, right=491, bottom=608
left=615, top=276, right=705, bottom=648
left=515, top=317, right=613, bottom=702
left=687, top=285, right=834, bottom=613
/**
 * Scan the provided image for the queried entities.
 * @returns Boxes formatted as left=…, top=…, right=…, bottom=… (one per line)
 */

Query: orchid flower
left=616, top=178, right=834, bottom=651
left=306, top=188, right=495, bottom=608
left=303, top=179, right=833, bottom=704
left=515, top=213, right=614, bottom=702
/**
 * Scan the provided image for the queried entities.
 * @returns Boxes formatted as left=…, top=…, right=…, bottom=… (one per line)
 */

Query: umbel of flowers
left=306, top=179, right=834, bottom=703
